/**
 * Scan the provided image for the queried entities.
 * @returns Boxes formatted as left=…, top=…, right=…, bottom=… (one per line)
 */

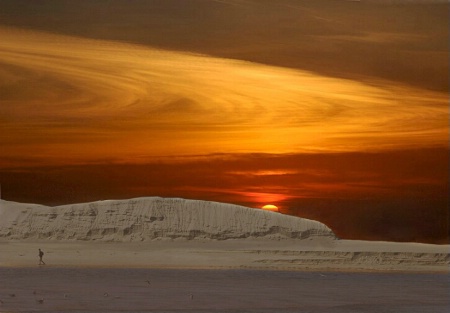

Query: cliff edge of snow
left=0, top=197, right=336, bottom=241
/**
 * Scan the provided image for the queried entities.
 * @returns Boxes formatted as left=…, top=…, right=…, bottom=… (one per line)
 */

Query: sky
left=0, top=0, right=448, bottom=243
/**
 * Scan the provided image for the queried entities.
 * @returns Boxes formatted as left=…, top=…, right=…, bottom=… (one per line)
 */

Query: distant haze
left=0, top=0, right=448, bottom=243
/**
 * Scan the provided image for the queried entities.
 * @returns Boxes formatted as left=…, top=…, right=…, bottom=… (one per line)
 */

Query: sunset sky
left=0, top=0, right=448, bottom=242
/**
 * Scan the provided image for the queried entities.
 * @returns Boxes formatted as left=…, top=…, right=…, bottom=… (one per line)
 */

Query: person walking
left=38, top=249, right=45, bottom=265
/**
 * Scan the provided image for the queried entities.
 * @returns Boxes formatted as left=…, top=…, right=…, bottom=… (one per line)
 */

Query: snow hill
left=0, top=198, right=336, bottom=241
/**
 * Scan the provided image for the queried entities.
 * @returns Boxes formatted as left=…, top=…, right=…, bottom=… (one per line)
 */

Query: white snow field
left=0, top=197, right=449, bottom=312
left=0, top=197, right=335, bottom=241
left=0, top=197, right=448, bottom=272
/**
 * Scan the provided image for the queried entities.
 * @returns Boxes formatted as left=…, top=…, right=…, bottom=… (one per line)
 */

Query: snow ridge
left=0, top=198, right=336, bottom=241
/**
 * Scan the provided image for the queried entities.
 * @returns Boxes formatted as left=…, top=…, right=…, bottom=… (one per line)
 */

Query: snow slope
left=0, top=198, right=336, bottom=241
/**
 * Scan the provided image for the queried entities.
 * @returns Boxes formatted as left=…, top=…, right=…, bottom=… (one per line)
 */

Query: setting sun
left=261, top=204, right=279, bottom=212
left=0, top=0, right=447, bottom=245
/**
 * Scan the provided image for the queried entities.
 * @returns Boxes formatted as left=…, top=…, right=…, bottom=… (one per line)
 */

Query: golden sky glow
left=0, top=27, right=447, bottom=167
left=0, top=0, right=448, bottom=242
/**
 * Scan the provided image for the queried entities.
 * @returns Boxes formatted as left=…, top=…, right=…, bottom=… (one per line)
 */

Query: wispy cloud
left=1, top=27, right=447, bottom=168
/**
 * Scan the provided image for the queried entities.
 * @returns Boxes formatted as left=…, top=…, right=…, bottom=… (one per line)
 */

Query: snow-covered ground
left=0, top=197, right=448, bottom=312
left=0, top=198, right=334, bottom=241
left=1, top=267, right=449, bottom=313
left=0, top=198, right=448, bottom=272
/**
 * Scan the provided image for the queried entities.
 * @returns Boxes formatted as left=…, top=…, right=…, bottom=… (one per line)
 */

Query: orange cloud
left=1, top=27, right=448, bottom=169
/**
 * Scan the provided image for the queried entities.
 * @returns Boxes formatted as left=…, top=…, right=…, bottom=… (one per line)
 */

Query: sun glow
left=261, top=204, right=279, bottom=212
